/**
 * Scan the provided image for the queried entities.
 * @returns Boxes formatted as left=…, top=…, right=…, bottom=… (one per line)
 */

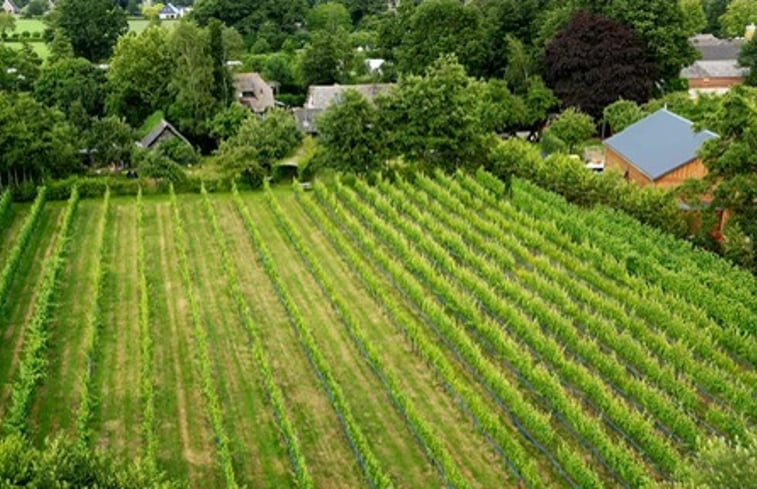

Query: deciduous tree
left=546, top=11, right=659, bottom=120
left=47, top=0, right=128, bottom=62
left=719, top=0, right=757, bottom=38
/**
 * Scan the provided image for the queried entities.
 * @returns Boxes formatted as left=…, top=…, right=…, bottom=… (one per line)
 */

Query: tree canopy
left=48, top=0, right=128, bottom=62
left=546, top=10, right=659, bottom=120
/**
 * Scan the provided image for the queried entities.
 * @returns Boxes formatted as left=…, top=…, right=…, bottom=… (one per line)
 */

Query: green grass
left=1, top=175, right=754, bottom=488
left=3, top=41, right=49, bottom=58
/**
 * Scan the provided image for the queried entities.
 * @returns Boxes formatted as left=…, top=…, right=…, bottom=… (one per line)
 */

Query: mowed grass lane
left=279, top=191, right=516, bottom=487
left=29, top=198, right=106, bottom=442
left=146, top=199, right=223, bottom=487
left=213, top=196, right=366, bottom=488
left=0, top=203, right=63, bottom=417
left=0, top=204, right=30, bottom=269
left=179, top=196, right=290, bottom=487
left=91, top=198, right=141, bottom=456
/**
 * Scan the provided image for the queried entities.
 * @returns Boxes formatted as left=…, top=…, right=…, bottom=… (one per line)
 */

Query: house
left=139, top=118, right=190, bottom=150
left=159, top=3, right=191, bottom=20
left=2, top=0, right=19, bottom=15
left=604, top=109, right=718, bottom=189
left=682, top=31, right=752, bottom=95
left=233, top=72, right=275, bottom=114
left=293, top=83, right=396, bottom=133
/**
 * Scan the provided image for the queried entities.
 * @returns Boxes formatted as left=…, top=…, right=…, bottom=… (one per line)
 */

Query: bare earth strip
left=215, top=197, right=365, bottom=488
left=91, top=199, right=142, bottom=457
left=180, top=197, right=291, bottom=488
left=29, top=199, right=103, bottom=443
left=282, top=192, right=513, bottom=488
left=0, top=204, right=31, bottom=269
left=0, top=204, right=63, bottom=417
left=148, top=200, right=222, bottom=487
left=252, top=195, right=453, bottom=488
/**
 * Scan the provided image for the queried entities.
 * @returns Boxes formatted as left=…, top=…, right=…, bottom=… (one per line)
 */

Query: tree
left=719, top=0, right=757, bottom=38
left=381, top=54, right=489, bottom=172
left=47, top=0, right=128, bottom=62
left=299, top=28, right=353, bottom=86
left=317, top=89, right=385, bottom=174
left=680, top=0, right=707, bottom=36
left=603, top=99, right=645, bottom=133
left=0, top=12, right=16, bottom=36
left=0, top=92, right=78, bottom=187
left=24, top=0, right=48, bottom=17
left=87, top=116, right=136, bottom=167
left=522, top=76, right=560, bottom=129
left=168, top=21, right=220, bottom=144
left=217, top=108, right=302, bottom=167
left=0, top=43, right=42, bottom=92
left=34, top=57, right=106, bottom=118
left=739, top=36, right=757, bottom=86
left=704, top=0, right=729, bottom=35
left=396, top=0, right=488, bottom=77
left=208, top=19, right=233, bottom=107
left=542, top=107, right=595, bottom=153
left=106, top=27, right=175, bottom=127
left=142, top=2, right=165, bottom=22
left=606, top=0, right=697, bottom=88
left=307, top=2, right=352, bottom=32
left=503, top=35, right=534, bottom=96
left=48, top=28, right=74, bottom=62
left=546, top=11, right=659, bottom=120
left=478, top=79, right=528, bottom=134
left=210, top=102, right=250, bottom=141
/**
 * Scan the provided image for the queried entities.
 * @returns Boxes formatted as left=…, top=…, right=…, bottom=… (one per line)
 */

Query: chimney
left=747, top=23, right=756, bottom=42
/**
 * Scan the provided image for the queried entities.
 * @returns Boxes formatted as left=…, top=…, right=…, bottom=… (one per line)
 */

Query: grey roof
left=604, top=109, right=719, bottom=181
left=292, top=107, right=322, bottom=134
left=233, top=72, right=275, bottom=113
left=140, top=119, right=190, bottom=149
left=689, top=34, right=745, bottom=61
left=681, top=60, right=749, bottom=79
left=305, top=84, right=396, bottom=110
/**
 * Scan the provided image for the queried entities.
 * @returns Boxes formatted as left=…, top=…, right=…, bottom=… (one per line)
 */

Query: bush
left=157, top=139, right=200, bottom=167
left=542, top=108, right=595, bottom=153
left=136, top=150, right=188, bottom=184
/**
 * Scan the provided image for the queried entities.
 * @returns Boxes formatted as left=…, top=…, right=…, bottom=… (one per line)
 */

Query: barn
left=603, top=109, right=718, bottom=189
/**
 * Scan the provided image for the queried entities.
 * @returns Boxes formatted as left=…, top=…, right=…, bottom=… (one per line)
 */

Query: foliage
left=0, top=434, right=178, bottom=487
left=157, top=138, right=200, bottom=167
left=396, top=0, right=487, bottom=77
left=380, top=54, right=490, bottom=172
left=603, top=99, right=645, bottom=133
left=503, top=35, right=534, bottom=96
left=522, top=76, right=560, bottom=128
left=546, top=10, right=659, bottom=121
left=34, top=57, right=106, bottom=118
left=136, top=149, right=187, bottom=183
left=478, top=79, right=528, bottom=134
left=218, top=108, right=302, bottom=167
left=542, top=108, right=595, bottom=153
left=674, top=429, right=757, bottom=488
left=106, top=27, right=175, bottom=127
left=0, top=12, right=15, bottom=36
left=208, top=19, right=234, bottom=107
left=299, top=27, right=353, bottom=86
left=679, top=0, right=708, bottom=36
left=704, top=0, right=730, bottom=34
left=168, top=20, right=220, bottom=144
left=48, top=0, right=128, bottom=62
left=210, top=102, right=250, bottom=141
left=308, top=2, right=352, bottom=32
left=488, top=139, right=687, bottom=236
left=605, top=0, right=697, bottom=88
left=739, top=36, right=757, bottom=86
left=0, top=92, right=78, bottom=187
left=0, top=42, right=41, bottom=92
left=719, top=0, right=757, bottom=38
left=88, top=116, right=136, bottom=168
left=317, top=89, right=385, bottom=174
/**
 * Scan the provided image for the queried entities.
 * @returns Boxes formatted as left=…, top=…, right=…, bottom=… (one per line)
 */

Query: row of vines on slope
left=3, top=187, right=79, bottom=435
left=266, top=184, right=472, bottom=489
left=200, top=185, right=313, bottom=489
left=169, top=186, right=238, bottom=488
left=231, top=186, right=392, bottom=489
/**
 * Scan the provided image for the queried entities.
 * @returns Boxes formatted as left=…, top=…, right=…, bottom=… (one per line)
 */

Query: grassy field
left=0, top=172, right=755, bottom=488
left=3, top=18, right=176, bottom=59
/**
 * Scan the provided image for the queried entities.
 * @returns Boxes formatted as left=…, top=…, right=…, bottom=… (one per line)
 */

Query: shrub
left=157, top=138, right=200, bottom=167
left=543, top=108, right=596, bottom=153
left=136, top=150, right=188, bottom=184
